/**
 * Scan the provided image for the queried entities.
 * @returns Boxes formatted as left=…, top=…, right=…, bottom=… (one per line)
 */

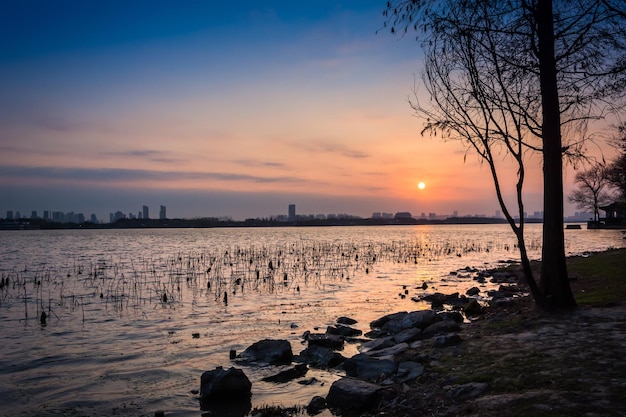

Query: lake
left=0, top=224, right=623, bottom=416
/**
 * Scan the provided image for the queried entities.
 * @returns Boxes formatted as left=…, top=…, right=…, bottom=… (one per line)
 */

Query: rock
left=378, top=309, right=441, bottom=334
left=396, top=361, right=425, bottom=383
left=326, top=324, right=363, bottom=337
left=363, top=328, right=388, bottom=339
left=299, top=345, right=346, bottom=368
left=199, top=366, right=252, bottom=409
left=365, top=342, right=409, bottom=359
left=423, top=320, right=462, bottom=339
left=337, top=316, right=358, bottom=325
left=326, top=377, right=383, bottom=411
left=359, top=336, right=396, bottom=354
left=401, top=310, right=441, bottom=330
left=261, top=364, right=308, bottom=383
left=238, top=339, right=293, bottom=365
left=370, top=311, right=408, bottom=330
left=498, top=284, right=522, bottom=294
left=307, top=395, right=327, bottom=415
left=466, top=287, right=481, bottom=296
left=432, top=333, right=463, bottom=348
left=306, top=333, right=345, bottom=350
left=490, top=272, right=516, bottom=283
left=393, top=327, right=422, bottom=344
left=438, top=311, right=464, bottom=324
left=464, top=299, right=484, bottom=316
left=447, top=382, right=490, bottom=402
left=343, top=353, right=398, bottom=381
left=298, top=377, right=320, bottom=385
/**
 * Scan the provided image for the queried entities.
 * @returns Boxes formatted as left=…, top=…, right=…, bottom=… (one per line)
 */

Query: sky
left=0, top=1, right=617, bottom=221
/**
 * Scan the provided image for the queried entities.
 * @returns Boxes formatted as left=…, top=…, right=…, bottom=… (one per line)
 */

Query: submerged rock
left=261, top=364, right=308, bottom=383
left=199, top=366, right=252, bottom=411
left=299, top=344, right=346, bottom=368
left=237, top=339, right=293, bottom=365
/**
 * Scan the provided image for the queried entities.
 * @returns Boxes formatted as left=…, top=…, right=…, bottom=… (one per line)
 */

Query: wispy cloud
left=98, top=150, right=185, bottom=164
left=292, top=140, right=371, bottom=159
left=0, top=165, right=305, bottom=185
left=231, top=159, right=290, bottom=169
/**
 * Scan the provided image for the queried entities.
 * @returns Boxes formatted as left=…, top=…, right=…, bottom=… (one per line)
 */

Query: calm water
left=0, top=224, right=623, bottom=416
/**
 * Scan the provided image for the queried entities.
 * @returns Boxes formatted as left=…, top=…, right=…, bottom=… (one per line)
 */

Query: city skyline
left=3, top=201, right=593, bottom=224
left=0, top=1, right=618, bottom=222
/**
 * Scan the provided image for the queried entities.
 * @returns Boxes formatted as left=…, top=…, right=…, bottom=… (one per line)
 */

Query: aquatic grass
left=0, top=235, right=536, bottom=325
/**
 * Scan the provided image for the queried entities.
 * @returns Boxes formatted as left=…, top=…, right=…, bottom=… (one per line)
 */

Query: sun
left=418, top=182, right=426, bottom=190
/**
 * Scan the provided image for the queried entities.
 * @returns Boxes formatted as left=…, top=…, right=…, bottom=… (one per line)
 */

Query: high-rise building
left=159, top=205, right=166, bottom=220
left=6, top=210, right=13, bottom=220
left=43, top=210, right=49, bottom=220
left=142, top=205, right=149, bottom=219
left=31, top=211, right=37, bottom=219
left=288, top=204, right=296, bottom=221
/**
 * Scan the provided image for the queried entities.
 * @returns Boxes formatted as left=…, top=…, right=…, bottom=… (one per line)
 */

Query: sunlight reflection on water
left=0, top=224, right=623, bottom=416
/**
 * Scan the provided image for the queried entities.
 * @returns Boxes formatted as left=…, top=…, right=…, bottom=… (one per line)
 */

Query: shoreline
left=246, top=247, right=626, bottom=417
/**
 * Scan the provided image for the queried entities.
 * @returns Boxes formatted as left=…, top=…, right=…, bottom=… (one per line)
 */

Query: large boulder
left=326, top=377, right=383, bottom=411
left=199, top=366, right=252, bottom=412
left=343, top=353, right=398, bottom=381
left=401, top=310, right=440, bottom=330
left=370, top=311, right=408, bottom=330
left=371, top=310, right=441, bottom=335
left=238, top=339, right=293, bottom=365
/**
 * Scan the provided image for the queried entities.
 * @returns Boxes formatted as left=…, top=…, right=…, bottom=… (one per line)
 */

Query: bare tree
left=607, top=123, right=626, bottom=198
left=569, top=164, right=614, bottom=221
left=385, top=0, right=626, bottom=310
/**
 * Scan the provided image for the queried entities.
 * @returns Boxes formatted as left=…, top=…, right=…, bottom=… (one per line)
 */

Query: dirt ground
left=371, top=253, right=626, bottom=417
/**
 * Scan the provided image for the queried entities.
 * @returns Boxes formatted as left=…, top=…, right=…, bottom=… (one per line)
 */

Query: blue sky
left=0, top=1, right=601, bottom=221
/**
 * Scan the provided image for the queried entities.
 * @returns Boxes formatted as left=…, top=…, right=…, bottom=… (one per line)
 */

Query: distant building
left=31, top=210, right=37, bottom=219
left=142, top=205, right=149, bottom=220
left=6, top=210, right=13, bottom=220
left=90, top=214, right=98, bottom=223
left=394, top=212, right=413, bottom=219
left=43, top=210, right=49, bottom=220
left=160, top=205, right=167, bottom=220
left=288, top=204, right=296, bottom=221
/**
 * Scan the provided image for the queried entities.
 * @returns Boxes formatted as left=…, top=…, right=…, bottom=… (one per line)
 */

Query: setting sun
left=418, top=182, right=426, bottom=190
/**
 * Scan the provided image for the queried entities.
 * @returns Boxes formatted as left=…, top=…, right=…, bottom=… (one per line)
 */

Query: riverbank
left=367, top=247, right=626, bottom=417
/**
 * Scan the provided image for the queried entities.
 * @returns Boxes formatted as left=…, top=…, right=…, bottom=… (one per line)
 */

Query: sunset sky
left=0, top=1, right=616, bottom=221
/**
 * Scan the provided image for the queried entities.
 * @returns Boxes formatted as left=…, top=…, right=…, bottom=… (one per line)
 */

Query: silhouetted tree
left=385, top=0, right=626, bottom=310
left=607, top=124, right=626, bottom=198
left=569, top=164, right=614, bottom=221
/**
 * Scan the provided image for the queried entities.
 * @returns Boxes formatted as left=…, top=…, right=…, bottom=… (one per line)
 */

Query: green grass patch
left=567, top=248, right=626, bottom=306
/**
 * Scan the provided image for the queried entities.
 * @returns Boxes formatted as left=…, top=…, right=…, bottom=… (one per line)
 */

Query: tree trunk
left=536, top=0, right=577, bottom=310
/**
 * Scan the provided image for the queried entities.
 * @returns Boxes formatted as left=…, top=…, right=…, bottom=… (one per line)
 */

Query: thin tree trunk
left=536, top=0, right=577, bottom=310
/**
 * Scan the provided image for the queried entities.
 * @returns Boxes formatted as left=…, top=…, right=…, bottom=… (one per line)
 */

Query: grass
left=566, top=247, right=626, bottom=306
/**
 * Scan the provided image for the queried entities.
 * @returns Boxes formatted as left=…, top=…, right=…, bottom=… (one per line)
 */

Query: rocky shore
left=198, top=249, right=626, bottom=417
